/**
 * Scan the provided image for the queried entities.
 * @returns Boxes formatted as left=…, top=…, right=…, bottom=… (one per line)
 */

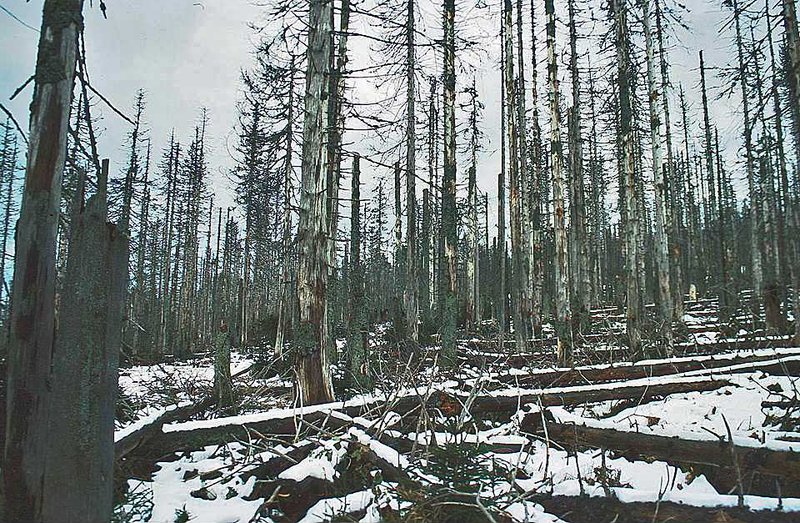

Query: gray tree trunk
left=441, top=0, right=458, bottom=363
left=546, top=0, right=573, bottom=366
left=612, top=0, right=642, bottom=359
left=43, top=159, right=128, bottom=523
left=505, top=0, right=526, bottom=352
left=643, top=0, right=673, bottom=350
left=567, top=0, right=590, bottom=337
left=295, top=0, right=335, bottom=405
left=732, top=0, right=763, bottom=325
left=4, top=1, right=85, bottom=519
left=655, top=0, right=684, bottom=322
left=404, top=0, right=419, bottom=345
left=347, top=154, right=370, bottom=387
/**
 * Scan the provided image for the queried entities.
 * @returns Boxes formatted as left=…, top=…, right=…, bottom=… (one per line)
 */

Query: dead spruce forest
left=2, top=0, right=800, bottom=521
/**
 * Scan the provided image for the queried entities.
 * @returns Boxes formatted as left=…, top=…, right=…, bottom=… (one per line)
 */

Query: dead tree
left=505, top=0, right=527, bottom=351
left=4, top=0, right=87, bottom=519
left=44, top=160, right=128, bottom=522
left=403, top=0, right=419, bottom=345
left=347, top=154, right=370, bottom=387
left=546, top=0, right=573, bottom=366
left=441, top=0, right=458, bottom=364
left=294, top=0, right=335, bottom=405
left=567, top=0, right=590, bottom=336
left=643, top=0, right=673, bottom=349
left=612, top=0, right=642, bottom=359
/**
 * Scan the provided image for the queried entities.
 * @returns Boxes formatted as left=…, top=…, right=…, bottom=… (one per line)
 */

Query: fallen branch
left=520, top=413, right=800, bottom=497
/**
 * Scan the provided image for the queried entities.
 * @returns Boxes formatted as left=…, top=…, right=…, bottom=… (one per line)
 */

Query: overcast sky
left=0, top=0, right=751, bottom=232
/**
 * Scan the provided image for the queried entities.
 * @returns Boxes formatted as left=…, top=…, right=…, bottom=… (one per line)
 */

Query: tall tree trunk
left=515, top=0, right=534, bottom=344
left=567, top=0, right=589, bottom=336
left=347, top=154, right=369, bottom=387
left=546, top=0, right=573, bottom=366
left=655, top=0, right=684, bottom=321
left=4, top=1, right=85, bottom=519
left=643, top=0, right=673, bottom=350
left=440, top=0, right=458, bottom=364
left=404, top=0, right=419, bottom=345
left=529, top=0, right=544, bottom=338
left=275, top=59, right=296, bottom=355
left=781, top=0, right=800, bottom=343
left=421, top=187, right=432, bottom=327
left=505, top=0, right=526, bottom=351
left=498, top=16, right=508, bottom=344
left=732, top=0, right=763, bottom=326
left=295, top=0, right=335, bottom=405
left=466, top=81, right=481, bottom=333
left=612, top=0, right=642, bottom=359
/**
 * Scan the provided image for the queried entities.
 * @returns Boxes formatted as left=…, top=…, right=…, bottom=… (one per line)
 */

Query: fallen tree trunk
left=129, top=376, right=730, bottom=460
left=462, top=337, right=796, bottom=368
left=115, top=364, right=256, bottom=460
left=493, top=351, right=800, bottom=388
left=520, top=414, right=800, bottom=497
left=460, top=378, right=729, bottom=416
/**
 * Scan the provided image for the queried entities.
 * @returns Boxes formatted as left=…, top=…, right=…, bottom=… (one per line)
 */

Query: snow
left=115, top=401, right=191, bottom=442
left=115, top=337, right=800, bottom=521
left=119, top=444, right=262, bottom=523
left=279, top=440, right=347, bottom=481
left=297, top=489, right=375, bottom=523
left=548, top=372, right=800, bottom=451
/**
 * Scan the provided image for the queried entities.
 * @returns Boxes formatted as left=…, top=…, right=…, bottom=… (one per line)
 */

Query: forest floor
left=113, top=299, right=800, bottom=522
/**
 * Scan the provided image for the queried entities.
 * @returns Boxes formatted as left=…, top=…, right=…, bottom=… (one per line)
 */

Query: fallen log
left=123, top=373, right=730, bottom=462
left=461, top=337, right=796, bottom=369
left=115, top=363, right=257, bottom=460
left=493, top=350, right=800, bottom=388
left=461, top=378, right=729, bottom=416
left=520, top=413, right=800, bottom=497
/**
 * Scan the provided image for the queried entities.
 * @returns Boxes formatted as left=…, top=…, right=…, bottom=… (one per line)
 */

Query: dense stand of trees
left=2, top=0, right=800, bottom=518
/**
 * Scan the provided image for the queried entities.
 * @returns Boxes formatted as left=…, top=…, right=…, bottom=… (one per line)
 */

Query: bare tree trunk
left=498, top=18, right=508, bottom=344
left=295, top=0, right=335, bottom=405
left=781, top=0, right=800, bottom=343
left=529, top=0, right=544, bottom=338
left=466, top=83, right=479, bottom=332
left=655, top=0, right=684, bottom=322
left=421, top=187, right=432, bottom=327
left=214, top=321, right=235, bottom=415
left=275, top=59, right=296, bottom=355
left=567, top=0, right=589, bottom=337
left=613, top=0, right=642, bottom=359
left=44, top=159, right=128, bottom=523
left=441, top=0, right=458, bottom=363
left=732, top=0, right=763, bottom=325
left=515, top=0, right=534, bottom=344
left=546, top=0, right=573, bottom=366
left=4, top=1, right=85, bottom=519
left=643, top=0, right=673, bottom=350
left=347, top=154, right=369, bottom=387
left=504, top=0, right=526, bottom=352
left=404, top=0, right=419, bottom=345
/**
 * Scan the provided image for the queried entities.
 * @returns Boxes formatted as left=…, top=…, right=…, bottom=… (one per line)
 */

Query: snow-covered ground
left=114, top=346, right=800, bottom=522
left=114, top=299, right=800, bottom=522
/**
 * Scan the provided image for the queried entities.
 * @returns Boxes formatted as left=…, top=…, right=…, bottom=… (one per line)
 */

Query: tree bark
left=4, top=1, right=85, bottom=519
left=546, top=0, right=573, bottom=366
left=612, top=0, right=642, bottom=359
left=43, top=159, right=128, bottom=523
left=643, top=0, right=673, bottom=350
left=441, top=0, right=458, bottom=364
left=295, top=0, right=335, bottom=405
left=404, top=0, right=419, bottom=345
